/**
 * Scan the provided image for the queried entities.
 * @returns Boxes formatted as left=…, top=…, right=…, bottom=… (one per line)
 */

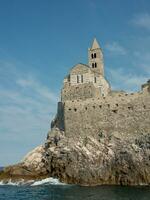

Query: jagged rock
left=44, top=129, right=150, bottom=186
left=1, top=129, right=149, bottom=186
left=22, top=145, right=47, bottom=174
left=0, top=145, right=48, bottom=182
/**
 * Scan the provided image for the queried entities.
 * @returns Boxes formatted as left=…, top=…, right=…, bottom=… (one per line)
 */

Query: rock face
left=1, top=128, right=149, bottom=185
left=0, top=145, right=48, bottom=182
left=44, top=128, right=150, bottom=186
left=22, top=145, right=47, bottom=174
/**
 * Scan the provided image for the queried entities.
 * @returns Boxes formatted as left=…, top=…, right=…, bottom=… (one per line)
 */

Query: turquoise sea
left=0, top=178, right=149, bottom=200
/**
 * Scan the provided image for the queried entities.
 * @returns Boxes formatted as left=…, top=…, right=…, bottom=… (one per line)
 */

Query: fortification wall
left=61, top=83, right=101, bottom=102
left=63, top=90, right=150, bottom=139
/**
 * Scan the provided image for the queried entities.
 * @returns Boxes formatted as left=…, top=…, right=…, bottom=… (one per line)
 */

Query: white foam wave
left=31, top=177, right=66, bottom=186
left=0, top=180, right=20, bottom=186
left=0, top=177, right=66, bottom=186
left=0, top=179, right=34, bottom=186
left=0, top=181, right=4, bottom=185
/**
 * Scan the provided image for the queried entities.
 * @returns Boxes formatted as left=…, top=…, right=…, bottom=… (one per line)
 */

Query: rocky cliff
left=1, top=127, right=149, bottom=186
left=43, top=128, right=150, bottom=186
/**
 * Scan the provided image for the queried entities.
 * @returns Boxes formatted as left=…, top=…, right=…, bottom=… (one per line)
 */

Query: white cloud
left=108, top=68, right=149, bottom=92
left=133, top=51, right=150, bottom=75
left=0, top=61, right=58, bottom=165
left=131, top=13, right=150, bottom=30
left=17, top=77, right=58, bottom=103
left=105, top=42, right=127, bottom=55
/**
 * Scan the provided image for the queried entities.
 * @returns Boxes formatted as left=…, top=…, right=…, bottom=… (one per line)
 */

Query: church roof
left=69, top=63, right=90, bottom=75
left=91, top=38, right=100, bottom=49
left=70, top=63, right=89, bottom=71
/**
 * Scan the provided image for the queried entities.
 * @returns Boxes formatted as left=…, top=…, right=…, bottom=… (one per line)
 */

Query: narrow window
left=94, top=53, right=96, bottom=58
left=94, top=77, right=96, bottom=83
left=92, top=63, right=94, bottom=68
left=81, top=75, right=83, bottom=83
left=77, top=75, right=79, bottom=83
left=95, top=63, right=97, bottom=68
left=91, top=54, right=93, bottom=59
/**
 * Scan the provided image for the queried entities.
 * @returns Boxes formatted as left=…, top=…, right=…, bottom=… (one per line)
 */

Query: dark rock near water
left=0, top=129, right=150, bottom=186
left=43, top=129, right=150, bottom=186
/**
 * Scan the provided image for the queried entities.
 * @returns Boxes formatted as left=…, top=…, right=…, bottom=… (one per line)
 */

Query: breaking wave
left=31, top=177, right=66, bottom=186
left=0, top=177, right=66, bottom=186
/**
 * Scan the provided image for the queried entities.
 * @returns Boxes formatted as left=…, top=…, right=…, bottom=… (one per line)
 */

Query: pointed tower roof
left=91, top=38, right=100, bottom=49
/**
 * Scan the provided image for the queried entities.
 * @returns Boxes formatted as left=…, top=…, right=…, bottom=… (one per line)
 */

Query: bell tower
left=88, top=38, right=104, bottom=76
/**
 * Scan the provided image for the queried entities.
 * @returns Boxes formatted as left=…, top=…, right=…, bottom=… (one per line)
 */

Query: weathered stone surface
left=0, top=145, right=48, bottom=182
left=44, top=128, right=150, bottom=186
left=22, top=145, right=47, bottom=174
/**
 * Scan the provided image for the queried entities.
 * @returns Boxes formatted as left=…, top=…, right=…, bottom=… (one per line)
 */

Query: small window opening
left=112, top=109, right=117, bottom=113
left=128, top=106, right=133, bottom=110
left=99, top=105, right=102, bottom=108
left=85, top=107, right=87, bottom=110
left=81, top=75, right=83, bottom=83
left=92, top=63, right=95, bottom=68
left=94, top=53, right=96, bottom=58
left=94, top=77, right=97, bottom=83
left=77, top=75, right=79, bottom=83
left=95, top=63, right=97, bottom=68
left=74, top=108, right=77, bottom=112
left=91, top=54, right=93, bottom=59
left=68, top=108, right=71, bottom=111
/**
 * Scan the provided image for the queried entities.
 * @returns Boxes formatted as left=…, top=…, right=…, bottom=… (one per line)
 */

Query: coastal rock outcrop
left=1, top=129, right=149, bottom=185
left=0, top=145, right=48, bottom=183
left=44, top=128, right=150, bottom=186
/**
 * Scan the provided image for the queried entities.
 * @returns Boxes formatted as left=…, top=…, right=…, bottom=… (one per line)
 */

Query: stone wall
left=61, top=89, right=150, bottom=139
left=61, top=82, right=101, bottom=102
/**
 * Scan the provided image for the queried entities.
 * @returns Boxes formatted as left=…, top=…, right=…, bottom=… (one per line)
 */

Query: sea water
left=0, top=178, right=149, bottom=200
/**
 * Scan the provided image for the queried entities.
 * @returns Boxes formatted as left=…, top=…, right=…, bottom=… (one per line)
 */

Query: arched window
left=81, top=75, right=83, bottom=83
left=91, top=54, right=93, bottom=59
left=92, top=63, right=95, bottom=68
left=77, top=75, right=79, bottom=83
left=95, top=63, right=97, bottom=68
left=94, top=77, right=96, bottom=83
left=94, top=53, right=96, bottom=58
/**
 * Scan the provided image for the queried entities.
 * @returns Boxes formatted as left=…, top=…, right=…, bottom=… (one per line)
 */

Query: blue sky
left=0, top=0, right=150, bottom=165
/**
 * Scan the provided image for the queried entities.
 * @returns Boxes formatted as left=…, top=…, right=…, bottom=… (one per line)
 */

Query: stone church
left=61, top=38, right=110, bottom=101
